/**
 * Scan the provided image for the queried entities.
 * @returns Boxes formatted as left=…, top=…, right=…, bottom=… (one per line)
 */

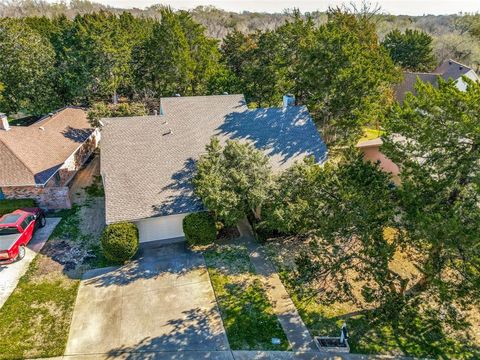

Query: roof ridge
left=161, top=94, right=245, bottom=100
left=445, top=58, right=472, bottom=70
left=35, top=106, right=86, bottom=127
left=0, top=137, right=36, bottom=178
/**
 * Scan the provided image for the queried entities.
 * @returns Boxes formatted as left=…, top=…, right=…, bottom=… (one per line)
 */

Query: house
left=359, top=59, right=479, bottom=180
left=101, top=94, right=327, bottom=243
left=395, top=59, right=479, bottom=103
left=356, top=137, right=401, bottom=185
left=0, top=107, right=99, bottom=209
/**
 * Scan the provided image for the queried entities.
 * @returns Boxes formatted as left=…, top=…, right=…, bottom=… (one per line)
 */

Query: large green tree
left=382, top=29, right=437, bottom=71
left=133, top=8, right=220, bottom=98
left=0, top=19, right=59, bottom=114
left=193, top=137, right=272, bottom=225
left=299, top=9, right=400, bottom=146
left=382, top=78, right=480, bottom=306
left=262, top=154, right=399, bottom=306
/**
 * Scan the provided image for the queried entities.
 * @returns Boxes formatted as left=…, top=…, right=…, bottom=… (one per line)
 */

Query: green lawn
left=0, top=210, right=81, bottom=359
left=359, top=127, right=384, bottom=142
left=204, top=245, right=289, bottom=350
left=0, top=183, right=107, bottom=359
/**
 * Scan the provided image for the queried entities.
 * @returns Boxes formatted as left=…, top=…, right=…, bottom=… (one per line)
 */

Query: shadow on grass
left=294, top=295, right=480, bottom=359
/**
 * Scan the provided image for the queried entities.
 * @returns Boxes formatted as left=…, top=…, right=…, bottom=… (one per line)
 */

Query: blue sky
left=58, top=1, right=479, bottom=15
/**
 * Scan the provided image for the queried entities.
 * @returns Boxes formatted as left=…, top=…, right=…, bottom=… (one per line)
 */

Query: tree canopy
left=193, top=137, right=272, bottom=226
left=382, top=29, right=437, bottom=71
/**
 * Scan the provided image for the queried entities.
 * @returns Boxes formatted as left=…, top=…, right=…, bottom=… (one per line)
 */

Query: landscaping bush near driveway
left=0, top=198, right=37, bottom=216
left=183, top=212, right=216, bottom=246
left=101, top=222, right=139, bottom=263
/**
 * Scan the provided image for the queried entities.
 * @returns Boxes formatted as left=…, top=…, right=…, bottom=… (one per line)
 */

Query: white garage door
left=135, top=213, right=189, bottom=243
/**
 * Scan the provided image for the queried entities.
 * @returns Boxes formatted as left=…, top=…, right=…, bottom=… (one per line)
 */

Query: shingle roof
left=394, top=72, right=439, bottom=104
left=101, top=94, right=328, bottom=224
left=435, top=59, right=473, bottom=81
left=394, top=59, right=477, bottom=103
left=0, top=107, right=94, bottom=186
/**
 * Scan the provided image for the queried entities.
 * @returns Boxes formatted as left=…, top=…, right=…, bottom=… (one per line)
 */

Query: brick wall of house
left=1, top=185, right=71, bottom=209
left=1, top=129, right=100, bottom=209
left=56, top=129, right=100, bottom=186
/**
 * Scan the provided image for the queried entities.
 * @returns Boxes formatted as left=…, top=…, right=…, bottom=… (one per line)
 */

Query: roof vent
left=283, top=94, right=295, bottom=108
left=448, top=61, right=452, bottom=65
left=0, top=113, right=10, bottom=131
left=39, top=126, right=45, bottom=131
left=159, top=98, right=164, bottom=116
left=162, top=128, right=173, bottom=136
left=459, top=66, right=463, bottom=70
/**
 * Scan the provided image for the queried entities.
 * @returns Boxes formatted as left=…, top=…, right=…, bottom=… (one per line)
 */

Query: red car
left=0, top=208, right=46, bottom=264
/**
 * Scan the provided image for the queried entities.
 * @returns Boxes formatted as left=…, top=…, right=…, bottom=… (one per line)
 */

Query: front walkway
left=236, top=219, right=318, bottom=352
left=65, top=242, right=229, bottom=357
left=0, top=217, right=61, bottom=309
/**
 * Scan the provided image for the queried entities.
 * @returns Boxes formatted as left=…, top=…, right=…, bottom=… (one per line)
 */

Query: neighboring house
left=0, top=107, right=99, bottom=209
left=359, top=59, right=479, bottom=180
left=101, top=94, right=328, bottom=243
left=357, top=138, right=401, bottom=185
left=395, top=59, right=479, bottom=103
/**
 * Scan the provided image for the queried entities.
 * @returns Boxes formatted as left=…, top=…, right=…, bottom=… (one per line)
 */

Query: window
left=0, top=227, right=20, bottom=235
left=20, top=216, right=34, bottom=230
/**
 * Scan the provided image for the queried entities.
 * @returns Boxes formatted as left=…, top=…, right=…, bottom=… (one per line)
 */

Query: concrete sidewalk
left=236, top=219, right=318, bottom=352
left=0, top=217, right=61, bottom=309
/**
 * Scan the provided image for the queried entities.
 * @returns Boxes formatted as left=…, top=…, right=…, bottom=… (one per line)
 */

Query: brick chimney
left=0, top=113, right=10, bottom=131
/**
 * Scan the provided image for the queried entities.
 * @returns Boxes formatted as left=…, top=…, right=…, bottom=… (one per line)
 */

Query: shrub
left=101, top=222, right=139, bottom=263
left=183, top=212, right=217, bottom=246
left=0, top=199, right=37, bottom=216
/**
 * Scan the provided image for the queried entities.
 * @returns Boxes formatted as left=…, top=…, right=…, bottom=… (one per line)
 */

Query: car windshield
left=0, top=227, right=20, bottom=235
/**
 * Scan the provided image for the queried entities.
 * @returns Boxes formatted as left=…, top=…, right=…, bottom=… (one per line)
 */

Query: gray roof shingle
left=101, top=94, right=327, bottom=224
left=394, top=59, right=477, bottom=103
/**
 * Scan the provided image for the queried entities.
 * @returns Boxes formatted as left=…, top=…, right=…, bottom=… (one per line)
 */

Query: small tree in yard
left=101, top=222, right=139, bottom=263
left=193, top=137, right=272, bottom=226
left=183, top=212, right=217, bottom=246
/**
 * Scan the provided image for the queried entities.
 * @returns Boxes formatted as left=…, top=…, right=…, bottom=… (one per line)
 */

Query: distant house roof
left=0, top=107, right=94, bottom=187
left=394, top=59, right=478, bottom=103
left=101, top=94, right=328, bottom=224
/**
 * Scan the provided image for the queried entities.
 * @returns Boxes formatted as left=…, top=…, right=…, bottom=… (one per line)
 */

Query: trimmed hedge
left=101, top=222, right=139, bottom=263
left=0, top=199, right=37, bottom=216
left=183, top=212, right=217, bottom=246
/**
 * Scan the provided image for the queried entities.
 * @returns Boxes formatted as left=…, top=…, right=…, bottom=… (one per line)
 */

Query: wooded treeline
left=1, top=2, right=480, bottom=146
left=1, top=1, right=480, bottom=65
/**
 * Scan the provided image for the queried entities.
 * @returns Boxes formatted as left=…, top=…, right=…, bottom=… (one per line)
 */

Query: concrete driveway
left=65, top=242, right=229, bottom=357
left=0, top=217, right=61, bottom=309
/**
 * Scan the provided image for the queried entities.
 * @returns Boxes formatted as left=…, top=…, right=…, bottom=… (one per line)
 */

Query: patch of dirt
left=41, top=239, right=95, bottom=273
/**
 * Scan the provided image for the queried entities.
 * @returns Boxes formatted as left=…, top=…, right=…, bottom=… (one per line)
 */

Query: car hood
left=0, top=234, right=21, bottom=251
